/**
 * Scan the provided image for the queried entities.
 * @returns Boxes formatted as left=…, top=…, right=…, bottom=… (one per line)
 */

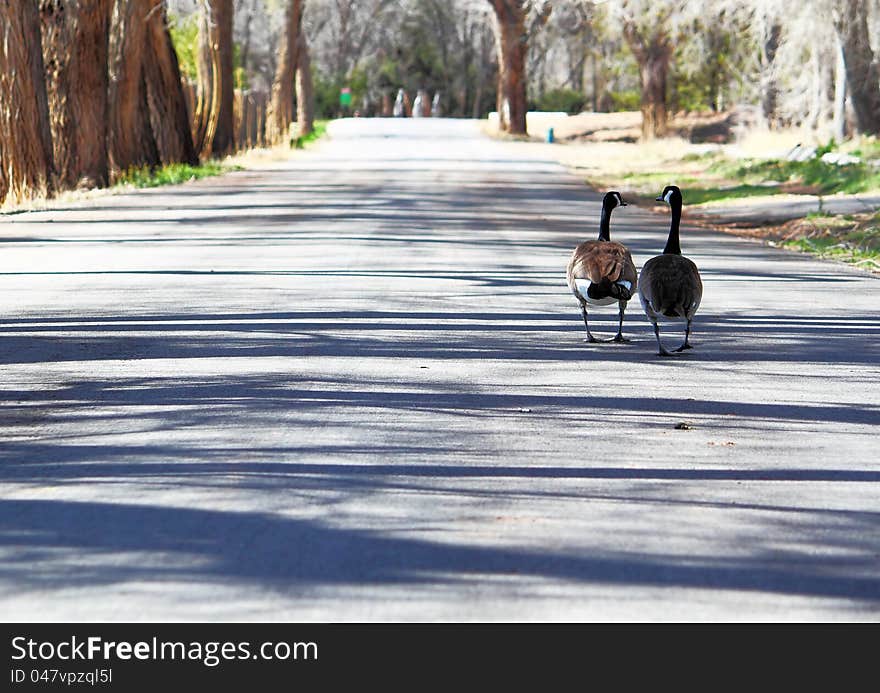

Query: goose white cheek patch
left=616, top=280, right=632, bottom=291
left=663, top=189, right=674, bottom=203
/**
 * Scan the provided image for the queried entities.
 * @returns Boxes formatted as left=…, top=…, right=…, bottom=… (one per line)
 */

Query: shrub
left=534, top=88, right=586, bottom=115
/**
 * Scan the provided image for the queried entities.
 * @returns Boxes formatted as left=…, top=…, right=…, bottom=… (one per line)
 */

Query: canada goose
left=566, top=191, right=638, bottom=343
left=638, top=185, right=703, bottom=357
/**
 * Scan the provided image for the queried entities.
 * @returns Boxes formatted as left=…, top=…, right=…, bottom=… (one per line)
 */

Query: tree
left=193, top=0, right=235, bottom=156
left=108, top=0, right=161, bottom=173
left=619, top=3, right=674, bottom=140
left=144, top=2, right=198, bottom=165
left=759, top=19, right=781, bottom=127
left=40, top=0, right=113, bottom=190
left=296, top=26, right=315, bottom=138
left=266, top=0, right=304, bottom=144
left=109, top=0, right=198, bottom=175
left=0, top=0, right=55, bottom=206
left=312, top=0, right=397, bottom=85
left=833, top=0, right=880, bottom=135
left=487, top=0, right=550, bottom=135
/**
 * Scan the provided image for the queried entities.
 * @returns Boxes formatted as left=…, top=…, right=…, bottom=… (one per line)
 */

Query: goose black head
left=603, top=191, right=627, bottom=209
left=656, top=185, right=682, bottom=205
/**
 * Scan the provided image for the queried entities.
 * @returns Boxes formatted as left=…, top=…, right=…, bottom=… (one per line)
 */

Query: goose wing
left=641, top=255, right=702, bottom=318
left=568, top=242, right=634, bottom=284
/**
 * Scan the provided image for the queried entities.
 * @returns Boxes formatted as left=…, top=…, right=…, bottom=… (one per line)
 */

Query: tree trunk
left=590, top=51, right=598, bottom=112
left=760, top=22, right=781, bottom=128
left=265, top=0, right=303, bottom=145
left=108, top=0, right=160, bottom=174
left=639, top=53, right=670, bottom=139
left=488, top=0, right=528, bottom=135
left=239, top=0, right=256, bottom=77
left=143, top=3, right=198, bottom=165
left=194, top=0, right=234, bottom=156
left=623, top=23, right=672, bottom=141
left=40, top=0, right=112, bottom=190
left=295, top=27, right=315, bottom=138
left=0, top=0, right=55, bottom=205
left=833, top=34, right=847, bottom=141
left=834, top=0, right=880, bottom=135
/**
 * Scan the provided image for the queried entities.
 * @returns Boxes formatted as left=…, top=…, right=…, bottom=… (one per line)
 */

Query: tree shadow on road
left=0, top=497, right=878, bottom=609
left=0, top=308, right=877, bottom=367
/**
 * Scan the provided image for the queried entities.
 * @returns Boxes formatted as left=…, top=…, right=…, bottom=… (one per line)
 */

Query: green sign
left=340, top=87, right=352, bottom=107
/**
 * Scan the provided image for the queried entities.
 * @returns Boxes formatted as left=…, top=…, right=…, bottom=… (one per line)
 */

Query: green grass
left=113, top=162, right=238, bottom=189
left=775, top=215, right=880, bottom=271
left=780, top=235, right=880, bottom=269
left=610, top=170, right=788, bottom=206
left=113, top=121, right=329, bottom=190
left=709, top=156, right=880, bottom=194
left=292, top=120, right=328, bottom=149
left=616, top=171, right=702, bottom=188
left=682, top=183, right=787, bottom=205
left=614, top=149, right=880, bottom=207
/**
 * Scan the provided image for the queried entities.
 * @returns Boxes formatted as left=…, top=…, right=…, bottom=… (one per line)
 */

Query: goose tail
left=587, top=277, right=633, bottom=302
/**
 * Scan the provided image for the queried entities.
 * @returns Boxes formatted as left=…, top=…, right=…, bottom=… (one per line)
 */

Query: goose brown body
left=567, top=240, right=638, bottom=306
left=638, top=185, right=703, bottom=356
left=638, top=254, right=702, bottom=320
left=567, top=191, right=637, bottom=343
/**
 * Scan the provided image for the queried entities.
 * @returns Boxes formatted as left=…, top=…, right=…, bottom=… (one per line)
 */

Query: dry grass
left=0, top=142, right=313, bottom=215
left=495, top=114, right=880, bottom=273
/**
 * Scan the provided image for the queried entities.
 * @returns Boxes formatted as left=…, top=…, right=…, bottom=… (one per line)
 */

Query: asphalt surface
left=690, top=191, right=880, bottom=225
left=1, top=118, right=878, bottom=621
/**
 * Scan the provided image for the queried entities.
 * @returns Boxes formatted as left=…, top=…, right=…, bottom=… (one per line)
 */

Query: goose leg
left=653, top=322, right=675, bottom=357
left=675, top=319, right=694, bottom=352
left=612, top=300, right=630, bottom=343
left=580, top=304, right=602, bottom=343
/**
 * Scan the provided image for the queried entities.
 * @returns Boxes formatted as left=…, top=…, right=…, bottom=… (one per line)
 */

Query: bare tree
left=833, top=0, right=880, bottom=135
left=109, top=1, right=198, bottom=174
left=618, top=2, right=675, bottom=140
left=487, top=0, right=550, bottom=135
left=40, top=0, right=113, bottom=190
left=0, top=0, right=55, bottom=205
left=296, top=25, right=316, bottom=138
left=144, top=1, right=198, bottom=165
left=832, top=33, right=847, bottom=140
left=314, top=0, right=397, bottom=83
left=759, top=19, right=781, bottom=127
left=109, top=0, right=161, bottom=172
left=194, top=0, right=235, bottom=156
left=266, top=0, right=304, bottom=143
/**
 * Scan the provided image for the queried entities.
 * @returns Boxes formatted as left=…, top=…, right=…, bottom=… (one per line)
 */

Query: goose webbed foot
left=584, top=334, right=608, bottom=343
left=675, top=321, right=694, bottom=353
left=612, top=333, right=630, bottom=344
left=652, top=321, right=675, bottom=356
left=652, top=323, right=675, bottom=357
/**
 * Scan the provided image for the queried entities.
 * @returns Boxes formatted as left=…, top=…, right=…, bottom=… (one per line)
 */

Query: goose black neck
left=663, top=196, right=682, bottom=254
left=598, top=204, right=612, bottom=241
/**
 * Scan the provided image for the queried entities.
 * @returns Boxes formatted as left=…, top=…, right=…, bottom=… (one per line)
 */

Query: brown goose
left=566, top=191, right=638, bottom=343
left=638, top=185, right=703, bottom=356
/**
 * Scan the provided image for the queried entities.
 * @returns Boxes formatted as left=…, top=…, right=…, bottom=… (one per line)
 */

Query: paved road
left=1, top=119, right=878, bottom=621
left=690, top=191, right=880, bottom=225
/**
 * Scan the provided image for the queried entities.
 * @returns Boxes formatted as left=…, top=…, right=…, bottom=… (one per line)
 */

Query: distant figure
left=381, top=92, right=393, bottom=117
left=431, top=92, right=442, bottom=117
left=412, top=91, right=425, bottom=118
left=393, top=89, right=406, bottom=117
left=403, top=91, right=413, bottom=117
left=416, top=89, right=431, bottom=117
